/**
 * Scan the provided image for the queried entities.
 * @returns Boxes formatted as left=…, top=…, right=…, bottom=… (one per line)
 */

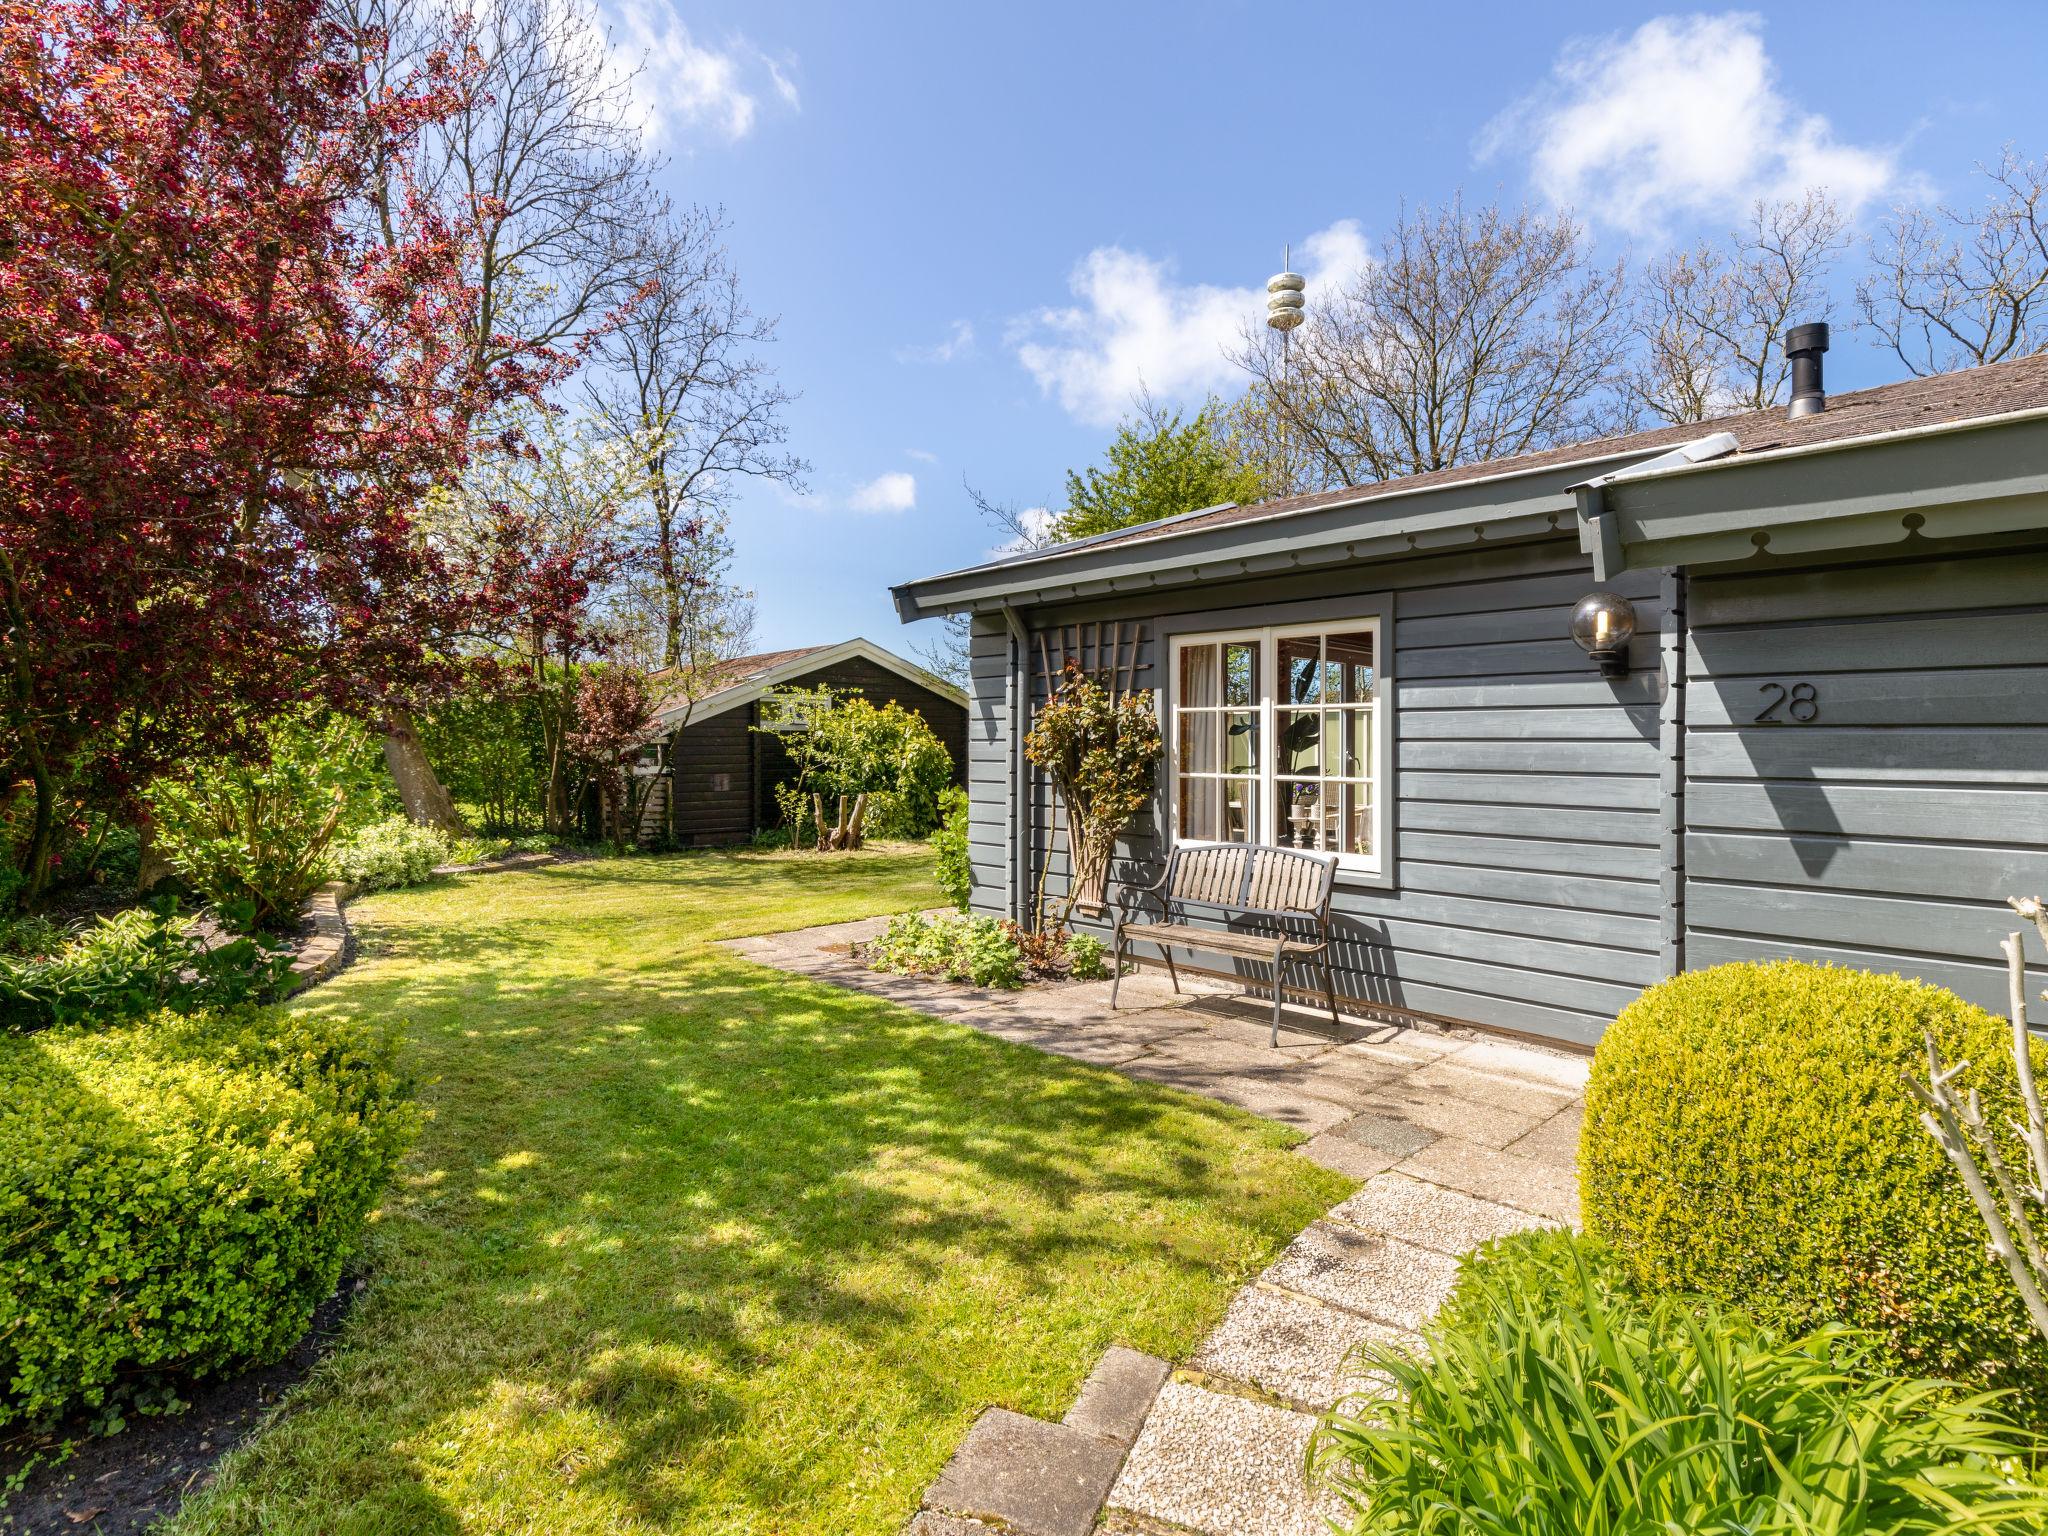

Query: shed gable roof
left=651, top=638, right=964, bottom=730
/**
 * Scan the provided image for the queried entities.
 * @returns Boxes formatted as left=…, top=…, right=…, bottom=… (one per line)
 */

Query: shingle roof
left=1065, top=350, right=2048, bottom=557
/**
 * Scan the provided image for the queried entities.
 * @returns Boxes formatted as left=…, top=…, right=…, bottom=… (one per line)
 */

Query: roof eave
left=1588, top=407, right=2048, bottom=576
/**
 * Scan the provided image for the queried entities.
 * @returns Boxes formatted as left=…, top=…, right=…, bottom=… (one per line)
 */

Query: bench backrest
left=1162, top=843, right=1337, bottom=920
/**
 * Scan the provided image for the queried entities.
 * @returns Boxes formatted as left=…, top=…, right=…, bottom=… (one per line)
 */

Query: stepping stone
left=1063, top=1345, right=1170, bottom=1446
left=1329, top=1171, right=1550, bottom=1255
left=922, top=1407, right=1123, bottom=1536
left=1107, top=1380, right=1343, bottom=1536
left=1398, top=1137, right=1580, bottom=1226
left=1261, top=1222, right=1459, bottom=1331
left=1191, top=1284, right=1418, bottom=1411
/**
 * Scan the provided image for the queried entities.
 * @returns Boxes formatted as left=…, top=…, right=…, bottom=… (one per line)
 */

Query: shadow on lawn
left=220, top=890, right=1306, bottom=1535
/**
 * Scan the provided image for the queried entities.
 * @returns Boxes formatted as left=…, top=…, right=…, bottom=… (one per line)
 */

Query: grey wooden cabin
left=892, top=352, right=2048, bottom=1049
left=643, top=638, right=967, bottom=846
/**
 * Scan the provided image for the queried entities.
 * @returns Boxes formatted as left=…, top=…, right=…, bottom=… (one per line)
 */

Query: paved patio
left=721, top=914, right=1586, bottom=1535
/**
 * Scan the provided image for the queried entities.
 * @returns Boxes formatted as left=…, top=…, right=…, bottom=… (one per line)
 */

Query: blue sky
left=607, top=3, right=2048, bottom=656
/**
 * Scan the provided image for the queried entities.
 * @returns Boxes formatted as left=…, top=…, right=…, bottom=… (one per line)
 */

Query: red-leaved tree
left=0, top=0, right=539, bottom=900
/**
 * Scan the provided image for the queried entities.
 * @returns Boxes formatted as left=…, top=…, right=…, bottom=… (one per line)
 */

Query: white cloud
left=1481, top=12, right=1898, bottom=236
left=849, top=471, right=917, bottom=514
left=905, top=448, right=939, bottom=463
left=1012, top=221, right=1368, bottom=427
left=990, top=507, right=1057, bottom=557
left=896, top=320, right=976, bottom=365
left=603, top=0, right=795, bottom=145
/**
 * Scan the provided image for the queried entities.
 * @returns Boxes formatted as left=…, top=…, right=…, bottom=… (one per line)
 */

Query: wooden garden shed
left=643, top=638, right=967, bottom=846
left=892, top=348, right=2048, bottom=1048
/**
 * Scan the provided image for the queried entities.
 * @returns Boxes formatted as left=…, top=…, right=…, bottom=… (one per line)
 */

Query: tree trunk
left=382, top=708, right=465, bottom=832
left=811, top=792, right=830, bottom=850
left=845, top=792, right=869, bottom=850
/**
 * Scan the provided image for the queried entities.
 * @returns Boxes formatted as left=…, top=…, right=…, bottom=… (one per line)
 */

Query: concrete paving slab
left=1404, top=1058, right=1580, bottom=1116
left=1108, top=1381, right=1342, bottom=1536
left=922, top=1407, right=1123, bottom=1536
left=1296, top=1133, right=1402, bottom=1180
left=1119, top=1058, right=1355, bottom=1134
left=1343, top=1077, right=1554, bottom=1149
left=1261, top=1222, right=1460, bottom=1331
left=1191, top=1284, right=1416, bottom=1411
left=903, top=1515, right=998, bottom=1536
left=1398, top=1138, right=1581, bottom=1226
left=1006, top=1028, right=1157, bottom=1069
left=1063, top=1345, right=1170, bottom=1447
left=1453, top=1036, right=1592, bottom=1092
left=1285, top=1049, right=1413, bottom=1096
left=1329, top=1172, right=1550, bottom=1255
left=1507, top=1103, right=1585, bottom=1167
left=1331, top=1110, right=1439, bottom=1158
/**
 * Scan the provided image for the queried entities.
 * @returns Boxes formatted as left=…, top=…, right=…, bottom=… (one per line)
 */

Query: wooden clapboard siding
left=957, top=535, right=1669, bottom=1046
left=1683, top=542, right=2048, bottom=1014
left=669, top=705, right=752, bottom=844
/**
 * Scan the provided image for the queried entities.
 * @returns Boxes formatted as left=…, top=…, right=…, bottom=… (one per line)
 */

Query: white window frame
left=1166, top=618, right=1389, bottom=876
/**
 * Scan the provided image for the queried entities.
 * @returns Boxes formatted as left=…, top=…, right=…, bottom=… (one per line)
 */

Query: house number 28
left=1754, top=681, right=1820, bottom=723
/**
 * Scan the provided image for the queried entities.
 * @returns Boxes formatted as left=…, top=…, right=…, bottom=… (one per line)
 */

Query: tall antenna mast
left=1266, top=245, right=1304, bottom=485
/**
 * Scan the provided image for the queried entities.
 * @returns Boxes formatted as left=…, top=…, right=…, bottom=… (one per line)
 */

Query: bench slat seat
left=1115, top=921, right=1327, bottom=962
left=1109, top=842, right=1341, bottom=1045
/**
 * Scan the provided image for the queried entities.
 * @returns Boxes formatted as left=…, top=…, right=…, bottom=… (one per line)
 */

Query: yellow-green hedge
left=0, top=1006, right=415, bottom=1429
left=1583, top=960, right=2048, bottom=1417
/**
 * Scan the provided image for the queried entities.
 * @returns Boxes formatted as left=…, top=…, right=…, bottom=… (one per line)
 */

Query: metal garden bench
left=1109, top=842, right=1342, bottom=1046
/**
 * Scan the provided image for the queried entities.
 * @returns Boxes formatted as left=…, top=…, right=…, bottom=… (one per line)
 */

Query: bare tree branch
left=1859, top=147, right=2048, bottom=377
left=1229, top=197, right=1631, bottom=494
left=1628, top=191, right=1849, bottom=424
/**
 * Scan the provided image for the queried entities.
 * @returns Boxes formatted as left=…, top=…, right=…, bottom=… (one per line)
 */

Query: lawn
left=165, top=847, right=1346, bottom=1536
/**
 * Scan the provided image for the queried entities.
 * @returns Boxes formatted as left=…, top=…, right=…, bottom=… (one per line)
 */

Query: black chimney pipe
left=1786, top=322, right=1829, bottom=418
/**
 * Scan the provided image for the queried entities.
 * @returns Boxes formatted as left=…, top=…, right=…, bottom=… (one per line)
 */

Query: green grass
left=165, top=847, right=1346, bottom=1536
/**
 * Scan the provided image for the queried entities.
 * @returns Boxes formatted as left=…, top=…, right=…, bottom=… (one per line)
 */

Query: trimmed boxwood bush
left=0, top=1005, right=416, bottom=1430
left=1582, top=959, right=2048, bottom=1417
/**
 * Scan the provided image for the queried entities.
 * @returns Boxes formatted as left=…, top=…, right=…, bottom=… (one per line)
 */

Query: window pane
left=1178, top=776, right=1218, bottom=839
left=1225, top=711, right=1258, bottom=773
left=1342, top=708, right=1371, bottom=777
left=1280, top=636, right=1320, bottom=704
left=1279, top=779, right=1325, bottom=850
left=1328, top=630, right=1375, bottom=704
left=1279, top=710, right=1320, bottom=775
left=1179, top=644, right=1219, bottom=709
left=1223, top=779, right=1256, bottom=843
left=1338, top=782, right=1372, bottom=856
left=1178, top=710, right=1221, bottom=774
left=1224, top=642, right=1258, bottom=707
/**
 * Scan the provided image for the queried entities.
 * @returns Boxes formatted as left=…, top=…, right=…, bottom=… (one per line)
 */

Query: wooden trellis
left=1031, top=619, right=1152, bottom=708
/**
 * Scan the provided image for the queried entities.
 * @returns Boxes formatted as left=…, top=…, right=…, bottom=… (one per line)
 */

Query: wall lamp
left=1569, top=592, right=1637, bottom=678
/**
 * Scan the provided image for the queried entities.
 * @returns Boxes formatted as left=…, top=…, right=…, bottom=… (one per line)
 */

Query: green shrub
left=933, top=786, right=971, bottom=913
left=327, top=815, right=456, bottom=893
left=149, top=711, right=384, bottom=931
left=1312, top=1229, right=2048, bottom=1535
left=1066, top=931, right=1109, bottom=981
left=0, top=1005, right=416, bottom=1430
left=1583, top=959, right=2048, bottom=1416
left=0, top=902, right=291, bottom=1034
left=867, top=911, right=1023, bottom=989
